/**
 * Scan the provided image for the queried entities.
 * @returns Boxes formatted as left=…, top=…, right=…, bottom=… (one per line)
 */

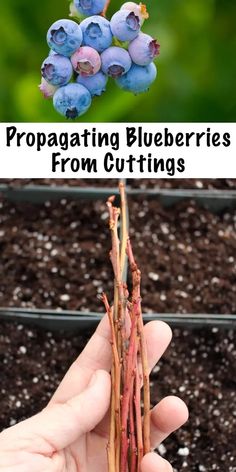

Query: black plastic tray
left=1, top=183, right=236, bottom=212
left=0, top=182, right=236, bottom=329
left=0, top=308, right=235, bottom=331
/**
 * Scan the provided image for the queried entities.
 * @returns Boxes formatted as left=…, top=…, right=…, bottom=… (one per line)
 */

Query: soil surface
left=129, top=198, right=236, bottom=314
left=129, top=179, right=236, bottom=190
left=0, top=320, right=235, bottom=472
left=1, top=196, right=236, bottom=314
left=0, top=196, right=112, bottom=312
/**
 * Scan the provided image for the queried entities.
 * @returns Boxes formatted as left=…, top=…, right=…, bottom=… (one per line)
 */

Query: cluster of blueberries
left=40, top=0, right=160, bottom=119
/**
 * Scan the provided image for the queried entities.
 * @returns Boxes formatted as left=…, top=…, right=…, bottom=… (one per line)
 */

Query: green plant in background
left=0, top=0, right=236, bottom=122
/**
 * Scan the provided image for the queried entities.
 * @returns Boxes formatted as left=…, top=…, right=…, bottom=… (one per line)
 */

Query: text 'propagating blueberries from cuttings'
left=39, top=1, right=160, bottom=119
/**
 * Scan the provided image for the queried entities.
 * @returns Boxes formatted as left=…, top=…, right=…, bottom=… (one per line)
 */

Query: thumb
left=2, top=370, right=111, bottom=454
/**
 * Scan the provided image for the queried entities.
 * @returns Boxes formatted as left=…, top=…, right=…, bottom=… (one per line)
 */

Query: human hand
left=0, top=317, right=188, bottom=472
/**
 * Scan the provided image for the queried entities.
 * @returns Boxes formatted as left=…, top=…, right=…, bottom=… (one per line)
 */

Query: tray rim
left=0, top=309, right=235, bottom=330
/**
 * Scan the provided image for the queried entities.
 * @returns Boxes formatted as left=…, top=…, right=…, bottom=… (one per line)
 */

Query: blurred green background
left=0, top=0, right=235, bottom=122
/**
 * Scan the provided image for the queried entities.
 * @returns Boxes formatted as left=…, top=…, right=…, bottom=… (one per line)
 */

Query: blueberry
left=101, top=46, right=132, bottom=78
left=74, top=0, right=106, bottom=16
left=39, top=78, right=58, bottom=99
left=71, top=46, right=101, bottom=76
left=116, top=62, right=157, bottom=94
left=47, top=19, right=83, bottom=57
left=120, top=2, right=149, bottom=25
left=53, top=83, right=92, bottom=118
left=76, top=71, right=108, bottom=96
left=80, top=16, right=112, bottom=53
left=41, top=54, right=73, bottom=86
left=110, top=9, right=140, bottom=42
left=128, top=33, right=160, bottom=66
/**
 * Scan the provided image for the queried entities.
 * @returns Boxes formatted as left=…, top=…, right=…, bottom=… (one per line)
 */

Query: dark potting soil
left=0, top=179, right=119, bottom=188
left=0, top=196, right=236, bottom=314
left=0, top=196, right=113, bottom=312
left=0, top=320, right=235, bottom=472
left=129, top=198, right=236, bottom=314
left=129, top=179, right=236, bottom=190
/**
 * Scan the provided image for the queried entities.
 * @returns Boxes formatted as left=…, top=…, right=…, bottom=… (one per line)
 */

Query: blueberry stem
left=102, top=0, right=111, bottom=17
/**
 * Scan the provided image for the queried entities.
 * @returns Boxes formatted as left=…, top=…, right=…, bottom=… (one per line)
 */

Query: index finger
left=49, top=314, right=112, bottom=405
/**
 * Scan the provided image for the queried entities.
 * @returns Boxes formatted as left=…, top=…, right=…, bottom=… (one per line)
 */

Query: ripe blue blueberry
left=116, top=62, right=157, bottom=94
left=41, top=54, right=73, bottom=86
left=53, top=83, right=92, bottom=118
left=128, top=32, right=160, bottom=66
left=110, top=9, right=140, bottom=42
left=74, top=0, right=107, bottom=16
left=101, top=46, right=132, bottom=78
left=76, top=71, right=108, bottom=96
left=80, top=16, right=113, bottom=53
left=47, top=19, right=83, bottom=57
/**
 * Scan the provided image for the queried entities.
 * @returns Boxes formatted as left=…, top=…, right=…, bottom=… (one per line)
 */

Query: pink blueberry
left=71, top=46, right=101, bottom=76
left=39, top=78, right=58, bottom=98
left=121, top=2, right=149, bottom=24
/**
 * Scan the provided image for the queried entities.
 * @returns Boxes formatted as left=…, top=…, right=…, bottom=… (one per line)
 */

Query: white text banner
left=0, top=123, right=235, bottom=178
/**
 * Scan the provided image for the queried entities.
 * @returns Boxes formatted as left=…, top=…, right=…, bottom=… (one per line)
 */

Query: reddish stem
left=135, top=367, right=144, bottom=471
left=105, top=187, right=151, bottom=472
left=120, top=315, right=138, bottom=472
left=102, top=293, right=121, bottom=472
left=127, top=238, right=151, bottom=456
left=129, top=391, right=137, bottom=472
left=102, top=0, right=110, bottom=17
